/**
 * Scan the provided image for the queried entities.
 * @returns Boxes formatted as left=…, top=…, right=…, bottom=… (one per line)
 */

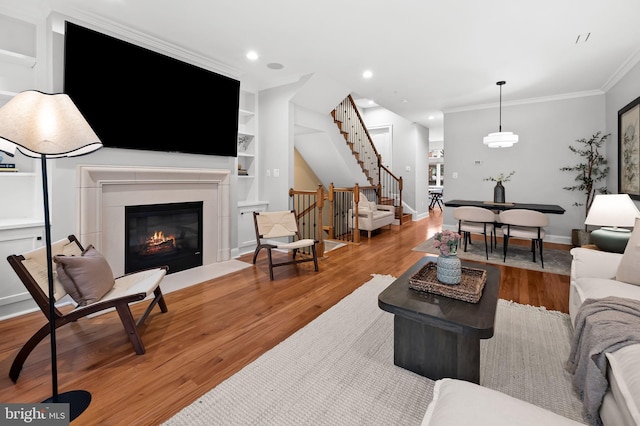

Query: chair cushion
left=460, top=221, right=494, bottom=234
left=503, top=225, right=545, bottom=239
left=54, top=245, right=115, bottom=306
left=616, top=217, right=640, bottom=286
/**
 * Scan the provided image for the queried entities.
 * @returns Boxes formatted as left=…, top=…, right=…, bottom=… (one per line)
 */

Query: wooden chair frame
left=6, top=235, right=168, bottom=382
left=252, top=210, right=319, bottom=280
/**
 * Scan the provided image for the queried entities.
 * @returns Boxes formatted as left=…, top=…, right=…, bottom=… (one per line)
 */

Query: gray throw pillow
left=54, top=245, right=115, bottom=306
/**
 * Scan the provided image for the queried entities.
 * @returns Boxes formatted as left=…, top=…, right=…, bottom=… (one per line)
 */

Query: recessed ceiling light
left=246, top=51, right=259, bottom=61
left=267, top=62, right=284, bottom=70
left=362, top=70, right=373, bottom=79
left=428, top=115, right=435, bottom=120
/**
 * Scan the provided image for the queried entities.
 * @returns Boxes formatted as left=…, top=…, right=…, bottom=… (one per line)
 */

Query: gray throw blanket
left=565, top=296, right=640, bottom=426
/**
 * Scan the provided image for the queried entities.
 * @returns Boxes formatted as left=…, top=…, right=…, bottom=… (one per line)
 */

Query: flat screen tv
left=64, top=21, right=239, bottom=157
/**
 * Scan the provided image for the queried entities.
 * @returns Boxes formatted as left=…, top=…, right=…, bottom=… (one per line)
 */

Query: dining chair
left=499, top=209, right=549, bottom=268
left=453, top=206, right=496, bottom=260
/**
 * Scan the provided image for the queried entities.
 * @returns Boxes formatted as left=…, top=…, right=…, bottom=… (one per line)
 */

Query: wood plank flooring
left=0, top=209, right=570, bottom=425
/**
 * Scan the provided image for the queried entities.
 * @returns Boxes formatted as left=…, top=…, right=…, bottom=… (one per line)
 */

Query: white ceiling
left=4, top=0, right=640, bottom=142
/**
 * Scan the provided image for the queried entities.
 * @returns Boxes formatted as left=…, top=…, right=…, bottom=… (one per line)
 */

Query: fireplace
left=78, top=166, right=231, bottom=277
left=125, top=202, right=203, bottom=274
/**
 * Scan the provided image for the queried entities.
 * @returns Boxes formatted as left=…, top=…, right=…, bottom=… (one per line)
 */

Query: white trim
left=445, top=90, right=604, bottom=114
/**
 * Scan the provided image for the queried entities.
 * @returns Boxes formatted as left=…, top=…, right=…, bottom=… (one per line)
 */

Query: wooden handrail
left=346, top=95, right=381, bottom=161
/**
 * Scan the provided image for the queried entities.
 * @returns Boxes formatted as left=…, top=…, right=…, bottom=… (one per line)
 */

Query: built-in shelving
left=0, top=48, right=36, bottom=68
left=237, top=90, right=258, bottom=202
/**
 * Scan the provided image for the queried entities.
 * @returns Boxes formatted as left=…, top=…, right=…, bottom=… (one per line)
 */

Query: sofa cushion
left=422, top=378, right=582, bottom=426
left=603, top=344, right=640, bottom=426
left=53, top=245, right=115, bottom=306
left=574, top=277, right=640, bottom=308
left=616, top=217, right=640, bottom=286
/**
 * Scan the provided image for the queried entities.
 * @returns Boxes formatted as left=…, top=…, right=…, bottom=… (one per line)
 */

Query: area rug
left=412, top=237, right=572, bottom=275
left=164, top=275, right=585, bottom=425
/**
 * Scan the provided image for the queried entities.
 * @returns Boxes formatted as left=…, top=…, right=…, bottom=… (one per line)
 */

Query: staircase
left=331, top=95, right=407, bottom=223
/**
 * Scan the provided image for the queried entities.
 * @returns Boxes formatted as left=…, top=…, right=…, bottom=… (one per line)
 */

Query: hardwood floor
left=0, top=209, right=570, bottom=425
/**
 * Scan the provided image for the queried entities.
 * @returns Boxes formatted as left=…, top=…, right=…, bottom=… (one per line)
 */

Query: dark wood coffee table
left=378, top=256, right=500, bottom=383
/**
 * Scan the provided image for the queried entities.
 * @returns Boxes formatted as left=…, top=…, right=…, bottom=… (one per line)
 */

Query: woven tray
left=408, top=262, right=487, bottom=303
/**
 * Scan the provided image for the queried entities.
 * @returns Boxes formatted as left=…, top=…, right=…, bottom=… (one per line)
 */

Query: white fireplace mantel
left=77, top=165, right=231, bottom=276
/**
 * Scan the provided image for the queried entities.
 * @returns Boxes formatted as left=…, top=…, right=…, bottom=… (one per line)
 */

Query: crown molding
left=444, top=89, right=604, bottom=114
left=601, top=47, right=640, bottom=93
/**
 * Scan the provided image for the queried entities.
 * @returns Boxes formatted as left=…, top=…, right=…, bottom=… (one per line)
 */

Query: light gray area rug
left=165, top=275, right=585, bottom=425
left=413, top=237, right=572, bottom=275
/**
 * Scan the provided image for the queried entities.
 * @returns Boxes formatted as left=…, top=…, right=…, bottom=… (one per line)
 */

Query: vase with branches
left=484, top=171, right=515, bottom=203
left=560, top=131, right=610, bottom=234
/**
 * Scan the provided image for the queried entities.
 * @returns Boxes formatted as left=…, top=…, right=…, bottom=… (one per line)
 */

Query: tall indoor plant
left=559, top=131, right=610, bottom=246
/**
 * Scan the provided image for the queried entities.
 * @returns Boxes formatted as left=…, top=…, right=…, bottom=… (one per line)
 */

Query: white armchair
left=348, top=192, right=395, bottom=238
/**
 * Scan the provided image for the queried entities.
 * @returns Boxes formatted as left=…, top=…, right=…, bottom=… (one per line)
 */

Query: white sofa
left=423, top=241, right=640, bottom=426
left=348, top=192, right=395, bottom=238
left=569, top=247, right=640, bottom=426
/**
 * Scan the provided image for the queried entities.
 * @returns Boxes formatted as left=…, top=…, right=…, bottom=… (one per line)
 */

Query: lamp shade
left=0, top=90, right=102, bottom=157
left=585, top=194, right=640, bottom=227
left=483, top=131, right=519, bottom=148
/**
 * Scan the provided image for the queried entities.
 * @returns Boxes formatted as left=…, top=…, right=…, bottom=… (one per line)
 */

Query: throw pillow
left=54, top=245, right=115, bottom=306
left=616, top=217, right=640, bottom=286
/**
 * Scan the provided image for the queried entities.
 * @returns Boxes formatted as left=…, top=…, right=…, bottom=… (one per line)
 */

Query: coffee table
left=378, top=256, right=500, bottom=383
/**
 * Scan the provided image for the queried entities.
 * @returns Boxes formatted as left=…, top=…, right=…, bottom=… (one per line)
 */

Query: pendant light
left=483, top=81, right=519, bottom=148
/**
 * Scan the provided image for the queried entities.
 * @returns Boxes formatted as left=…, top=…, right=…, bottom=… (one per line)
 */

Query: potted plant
left=559, top=131, right=610, bottom=246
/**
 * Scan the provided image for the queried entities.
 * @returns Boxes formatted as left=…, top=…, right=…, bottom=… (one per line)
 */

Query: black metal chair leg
left=503, top=232, right=509, bottom=262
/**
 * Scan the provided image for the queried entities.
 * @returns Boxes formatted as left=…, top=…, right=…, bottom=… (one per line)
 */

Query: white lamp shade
left=0, top=90, right=102, bottom=157
left=585, top=194, right=640, bottom=227
left=483, top=131, right=519, bottom=148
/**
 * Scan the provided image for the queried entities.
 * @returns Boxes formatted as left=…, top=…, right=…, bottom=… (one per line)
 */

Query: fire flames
left=141, top=230, right=176, bottom=255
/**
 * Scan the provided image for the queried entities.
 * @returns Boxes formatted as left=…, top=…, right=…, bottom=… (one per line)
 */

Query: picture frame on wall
left=618, top=96, right=640, bottom=200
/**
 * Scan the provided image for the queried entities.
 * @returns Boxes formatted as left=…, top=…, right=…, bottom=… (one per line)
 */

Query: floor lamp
left=0, top=90, right=102, bottom=420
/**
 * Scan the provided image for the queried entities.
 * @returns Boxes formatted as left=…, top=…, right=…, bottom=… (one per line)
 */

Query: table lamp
left=0, top=90, right=102, bottom=420
left=584, top=194, right=640, bottom=253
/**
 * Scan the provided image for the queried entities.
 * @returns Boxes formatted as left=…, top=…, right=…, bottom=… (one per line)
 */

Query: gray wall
left=443, top=94, right=606, bottom=243
left=605, top=60, right=640, bottom=195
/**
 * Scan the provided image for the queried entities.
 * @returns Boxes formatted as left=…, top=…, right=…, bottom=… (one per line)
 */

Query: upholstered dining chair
left=453, top=206, right=497, bottom=260
left=499, top=209, right=549, bottom=268
left=252, top=210, right=319, bottom=280
left=6, top=235, right=168, bottom=382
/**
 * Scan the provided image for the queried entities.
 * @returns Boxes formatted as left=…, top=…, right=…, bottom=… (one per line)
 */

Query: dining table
left=443, top=199, right=565, bottom=214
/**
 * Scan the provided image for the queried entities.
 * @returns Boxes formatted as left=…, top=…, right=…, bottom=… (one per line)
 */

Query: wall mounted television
left=64, top=21, right=239, bottom=157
